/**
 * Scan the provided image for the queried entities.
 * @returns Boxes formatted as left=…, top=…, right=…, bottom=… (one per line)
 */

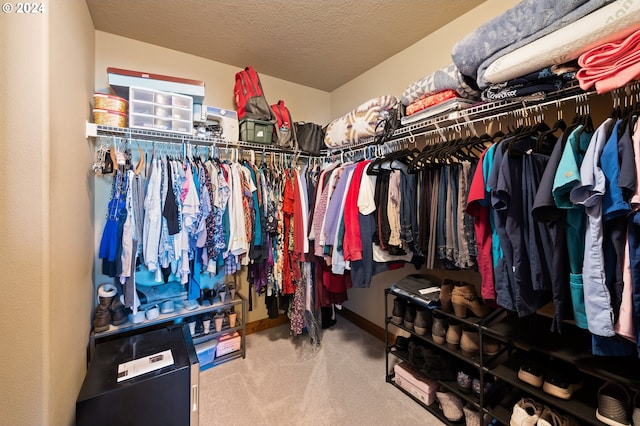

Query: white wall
left=0, top=1, right=95, bottom=425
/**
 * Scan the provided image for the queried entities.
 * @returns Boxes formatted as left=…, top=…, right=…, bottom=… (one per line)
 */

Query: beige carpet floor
left=198, top=317, right=445, bottom=426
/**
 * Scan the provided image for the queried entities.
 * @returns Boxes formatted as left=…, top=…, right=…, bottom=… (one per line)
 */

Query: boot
left=110, top=294, right=128, bottom=326
left=391, top=297, right=406, bottom=325
left=431, top=312, right=448, bottom=345
left=439, top=279, right=455, bottom=313
left=460, top=325, right=480, bottom=357
left=414, top=306, right=432, bottom=336
left=403, top=302, right=416, bottom=330
left=451, top=281, right=490, bottom=318
left=94, top=283, right=116, bottom=333
left=446, top=319, right=462, bottom=350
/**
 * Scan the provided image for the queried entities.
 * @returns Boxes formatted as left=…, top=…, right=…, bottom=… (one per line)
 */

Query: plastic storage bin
left=128, top=86, right=193, bottom=135
left=239, top=119, right=274, bottom=144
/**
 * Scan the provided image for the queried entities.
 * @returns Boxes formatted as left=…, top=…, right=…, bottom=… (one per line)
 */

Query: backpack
left=270, top=100, right=294, bottom=148
left=234, top=66, right=272, bottom=121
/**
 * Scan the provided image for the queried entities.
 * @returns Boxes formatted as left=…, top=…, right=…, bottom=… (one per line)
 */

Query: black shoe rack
left=384, top=287, right=640, bottom=426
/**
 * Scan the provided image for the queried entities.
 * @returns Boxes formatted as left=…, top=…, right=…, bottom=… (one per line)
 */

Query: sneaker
left=542, top=360, right=583, bottom=400
left=596, top=381, right=631, bottom=426
left=392, top=297, right=406, bottom=325
left=436, top=391, right=464, bottom=421
left=510, top=398, right=542, bottom=426
left=518, top=352, right=545, bottom=388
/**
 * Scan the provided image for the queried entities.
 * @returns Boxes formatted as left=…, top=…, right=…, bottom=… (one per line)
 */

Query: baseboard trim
left=337, top=307, right=396, bottom=345
left=245, top=314, right=290, bottom=335
left=244, top=309, right=398, bottom=345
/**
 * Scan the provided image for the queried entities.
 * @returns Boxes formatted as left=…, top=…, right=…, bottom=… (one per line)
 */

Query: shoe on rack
left=394, top=335, right=410, bottom=351
left=93, top=283, right=117, bottom=333
left=403, top=302, right=417, bottom=330
left=632, top=391, right=640, bottom=426
left=457, top=369, right=473, bottom=394
left=460, top=324, right=480, bottom=357
left=414, top=306, right=431, bottom=336
left=542, top=360, right=583, bottom=400
left=110, top=293, right=128, bottom=326
left=439, top=279, right=455, bottom=313
left=436, top=391, right=464, bottom=422
left=432, top=312, right=448, bottom=345
left=537, top=405, right=579, bottom=426
left=518, top=351, right=545, bottom=388
left=510, top=397, right=543, bottom=426
left=451, top=281, right=491, bottom=318
left=596, top=381, right=631, bottom=426
left=392, top=297, right=406, bottom=325
left=463, top=404, right=482, bottom=426
left=472, top=376, right=496, bottom=400
left=483, top=335, right=502, bottom=356
left=446, top=319, right=463, bottom=350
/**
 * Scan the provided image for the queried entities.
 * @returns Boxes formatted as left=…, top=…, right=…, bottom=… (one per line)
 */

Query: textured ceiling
left=85, top=0, right=484, bottom=92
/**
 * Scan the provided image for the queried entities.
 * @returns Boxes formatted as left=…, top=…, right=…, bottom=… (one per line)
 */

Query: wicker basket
left=93, top=93, right=128, bottom=113
left=93, top=109, right=127, bottom=127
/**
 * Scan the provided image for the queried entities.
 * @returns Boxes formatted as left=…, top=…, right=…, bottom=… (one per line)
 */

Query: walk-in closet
left=3, top=1, right=640, bottom=425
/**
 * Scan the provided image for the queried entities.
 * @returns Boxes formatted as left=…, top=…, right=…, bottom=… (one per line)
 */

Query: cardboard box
left=216, top=332, right=241, bottom=358
left=393, top=362, right=438, bottom=406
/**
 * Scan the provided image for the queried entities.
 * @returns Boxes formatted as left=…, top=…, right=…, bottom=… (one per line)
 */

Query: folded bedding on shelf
left=401, top=63, right=480, bottom=107
left=481, top=64, right=578, bottom=101
left=577, top=28, right=640, bottom=93
left=400, top=97, right=477, bottom=126
left=405, top=90, right=458, bottom=116
left=481, top=0, right=640, bottom=87
left=324, top=95, right=399, bottom=149
left=451, top=0, right=612, bottom=87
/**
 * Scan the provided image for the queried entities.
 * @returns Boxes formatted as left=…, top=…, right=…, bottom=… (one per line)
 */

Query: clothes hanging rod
left=89, top=123, right=307, bottom=155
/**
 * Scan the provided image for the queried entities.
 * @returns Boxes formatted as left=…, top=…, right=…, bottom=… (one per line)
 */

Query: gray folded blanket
left=451, top=0, right=613, bottom=87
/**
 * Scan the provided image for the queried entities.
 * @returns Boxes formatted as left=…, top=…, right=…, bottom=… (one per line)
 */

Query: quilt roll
left=324, top=95, right=399, bottom=149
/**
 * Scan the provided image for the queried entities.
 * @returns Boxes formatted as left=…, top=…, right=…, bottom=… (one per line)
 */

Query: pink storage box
left=216, top=332, right=241, bottom=357
left=393, top=362, right=439, bottom=406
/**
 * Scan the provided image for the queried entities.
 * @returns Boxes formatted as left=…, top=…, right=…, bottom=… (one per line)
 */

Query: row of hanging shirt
left=308, top=140, right=482, bottom=294
left=465, top=89, right=640, bottom=356
left=97, top=142, right=316, bottom=311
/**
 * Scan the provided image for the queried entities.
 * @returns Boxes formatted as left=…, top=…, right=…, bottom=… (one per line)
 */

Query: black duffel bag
left=294, top=122, right=326, bottom=155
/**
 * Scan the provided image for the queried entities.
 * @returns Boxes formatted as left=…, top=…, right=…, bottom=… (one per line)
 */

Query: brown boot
left=93, top=283, right=116, bottom=333
left=439, top=279, right=455, bottom=313
left=460, top=325, right=480, bottom=357
left=110, top=294, right=128, bottom=326
left=451, top=282, right=490, bottom=318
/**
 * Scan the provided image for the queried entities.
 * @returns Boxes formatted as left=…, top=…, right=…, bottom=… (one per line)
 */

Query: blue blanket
left=451, top=0, right=613, bottom=87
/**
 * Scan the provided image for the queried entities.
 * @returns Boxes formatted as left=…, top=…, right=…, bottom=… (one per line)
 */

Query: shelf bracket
left=85, top=121, right=98, bottom=139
